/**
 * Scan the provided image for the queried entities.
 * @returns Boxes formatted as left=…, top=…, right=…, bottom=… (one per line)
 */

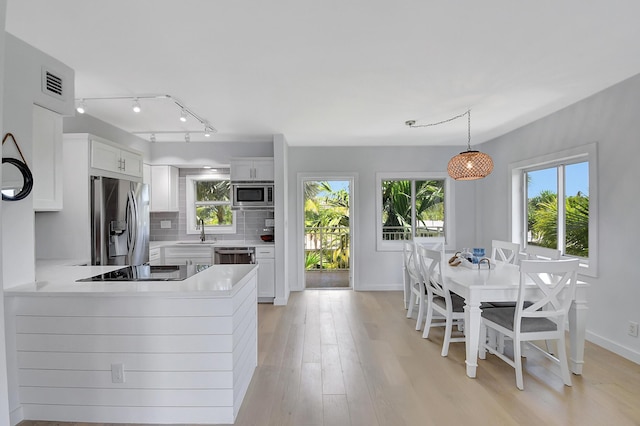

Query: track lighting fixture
left=72, top=94, right=216, bottom=142
left=76, top=99, right=86, bottom=114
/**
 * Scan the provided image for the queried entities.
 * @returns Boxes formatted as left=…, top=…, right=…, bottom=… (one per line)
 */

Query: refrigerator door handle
left=126, top=189, right=138, bottom=262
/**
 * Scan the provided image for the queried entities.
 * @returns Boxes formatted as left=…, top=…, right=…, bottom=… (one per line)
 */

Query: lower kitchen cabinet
left=149, top=247, right=161, bottom=265
left=255, top=246, right=275, bottom=301
left=162, top=246, right=214, bottom=265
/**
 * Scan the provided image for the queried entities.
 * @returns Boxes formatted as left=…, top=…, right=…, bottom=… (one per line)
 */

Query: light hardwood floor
left=18, top=290, right=640, bottom=426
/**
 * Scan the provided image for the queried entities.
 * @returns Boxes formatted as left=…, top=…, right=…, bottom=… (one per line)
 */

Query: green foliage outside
left=381, top=180, right=444, bottom=240
left=528, top=190, right=589, bottom=257
left=304, top=181, right=350, bottom=270
left=195, top=180, right=232, bottom=226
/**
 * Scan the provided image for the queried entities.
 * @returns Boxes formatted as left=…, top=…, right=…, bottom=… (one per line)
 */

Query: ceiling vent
left=41, top=67, right=66, bottom=101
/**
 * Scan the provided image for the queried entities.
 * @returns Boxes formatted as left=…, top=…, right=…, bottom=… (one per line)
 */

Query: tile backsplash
left=150, top=172, right=273, bottom=242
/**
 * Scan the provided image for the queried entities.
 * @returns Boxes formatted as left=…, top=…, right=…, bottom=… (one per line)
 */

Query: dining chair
left=522, top=244, right=562, bottom=261
left=416, top=244, right=465, bottom=356
left=404, top=241, right=424, bottom=329
left=406, top=239, right=445, bottom=330
left=491, top=240, right=521, bottom=264
left=478, top=258, right=580, bottom=390
left=485, top=240, right=522, bottom=308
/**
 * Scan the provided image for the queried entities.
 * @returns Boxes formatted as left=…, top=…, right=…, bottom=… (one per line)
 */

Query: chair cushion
left=482, top=301, right=533, bottom=309
left=481, top=307, right=557, bottom=333
left=433, top=293, right=465, bottom=312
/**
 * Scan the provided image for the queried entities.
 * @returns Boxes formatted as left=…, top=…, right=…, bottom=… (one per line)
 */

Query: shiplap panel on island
left=5, top=269, right=258, bottom=424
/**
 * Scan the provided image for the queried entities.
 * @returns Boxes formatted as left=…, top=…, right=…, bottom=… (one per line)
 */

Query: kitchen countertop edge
left=6, top=264, right=258, bottom=297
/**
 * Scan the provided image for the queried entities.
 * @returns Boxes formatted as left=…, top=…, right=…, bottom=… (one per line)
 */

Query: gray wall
left=287, top=145, right=476, bottom=291
left=1, top=2, right=12, bottom=423
left=476, top=73, right=640, bottom=362
left=2, top=34, right=74, bottom=288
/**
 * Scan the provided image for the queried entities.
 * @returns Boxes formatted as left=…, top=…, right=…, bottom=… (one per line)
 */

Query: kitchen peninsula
left=4, top=264, right=258, bottom=425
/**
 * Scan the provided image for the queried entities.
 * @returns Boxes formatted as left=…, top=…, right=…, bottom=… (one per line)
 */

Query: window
left=510, top=143, right=597, bottom=276
left=376, top=172, right=452, bottom=251
left=186, top=174, right=236, bottom=234
left=526, top=162, right=589, bottom=257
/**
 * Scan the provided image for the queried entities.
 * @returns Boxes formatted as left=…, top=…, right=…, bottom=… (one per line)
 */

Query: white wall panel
left=6, top=273, right=258, bottom=424
left=18, top=370, right=233, bottom=389
left=15, top=315, right=234, bottom=335
left=17, top=351, right=233, bottom=372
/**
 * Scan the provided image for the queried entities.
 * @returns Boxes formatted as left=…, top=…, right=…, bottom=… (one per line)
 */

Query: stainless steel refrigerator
left=90, top=176, right=149, bottom=266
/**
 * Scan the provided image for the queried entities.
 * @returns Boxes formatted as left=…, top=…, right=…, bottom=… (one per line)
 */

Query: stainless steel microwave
left=231, top=182, right=274, bottom=210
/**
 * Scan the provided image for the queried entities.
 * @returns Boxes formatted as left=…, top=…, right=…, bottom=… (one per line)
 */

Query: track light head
left=76, top=99, right=86, bottom=114
left=204, top=125, right=211, bottom=137
left=185, top=132, right=190, bottom=143
left=150, top=133, right=156, bottom=143
left=179, top=109, right=188, bottom=122
left=132, top=98, right=141, bottom=113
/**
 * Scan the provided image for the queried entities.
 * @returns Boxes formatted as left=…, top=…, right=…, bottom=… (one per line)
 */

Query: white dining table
left=444, top=261, right=589, bottom=378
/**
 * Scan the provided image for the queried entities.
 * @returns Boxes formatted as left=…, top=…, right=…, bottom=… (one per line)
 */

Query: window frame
left=509, top=143, right=598, bottom=277
left=185, top=173, right=236, bottom=235
left=375, top=172, right=454, bottom=251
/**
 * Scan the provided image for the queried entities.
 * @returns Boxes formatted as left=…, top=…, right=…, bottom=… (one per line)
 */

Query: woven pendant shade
left=406, top=109, right=494, bottom=181
left=447, top=150, right=494, bottom=181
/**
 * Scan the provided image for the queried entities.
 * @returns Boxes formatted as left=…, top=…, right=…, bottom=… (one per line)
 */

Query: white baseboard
left=10, top=406, right=23, bottom=426
left=586, top=331, right=640, bottom=364
left=274, top=296, right=289, bottom=306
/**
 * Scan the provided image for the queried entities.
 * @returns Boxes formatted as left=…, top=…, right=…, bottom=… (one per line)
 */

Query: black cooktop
left=77, top=264, right=212, bottom=282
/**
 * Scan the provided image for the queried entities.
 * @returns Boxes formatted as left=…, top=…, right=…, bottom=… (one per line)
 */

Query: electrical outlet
left=111, top=363, right=125, bottom=383
left=628, top=321, right=639, bottom=338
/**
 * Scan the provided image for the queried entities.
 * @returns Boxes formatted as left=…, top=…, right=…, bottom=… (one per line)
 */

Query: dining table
left=444, top=260, right=589, bottom=378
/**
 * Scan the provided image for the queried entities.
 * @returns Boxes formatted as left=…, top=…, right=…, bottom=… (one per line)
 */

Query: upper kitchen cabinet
left=91, top=138, right=143, bottom=179
left=230, top=157, right=274, bottom=181
left=32, top=104, right=63, bottom=211
left=149, top=165, right=179, bottom=212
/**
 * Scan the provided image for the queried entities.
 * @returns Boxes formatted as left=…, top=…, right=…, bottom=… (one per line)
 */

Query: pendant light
left=406, top=109, right=493, bottom=181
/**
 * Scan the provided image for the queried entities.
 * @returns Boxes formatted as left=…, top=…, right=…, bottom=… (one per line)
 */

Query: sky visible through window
left=527, top=162, right=588, bottom=197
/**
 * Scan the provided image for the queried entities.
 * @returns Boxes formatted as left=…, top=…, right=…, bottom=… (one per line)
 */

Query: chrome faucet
left=199, top=218, right=206, bottom=242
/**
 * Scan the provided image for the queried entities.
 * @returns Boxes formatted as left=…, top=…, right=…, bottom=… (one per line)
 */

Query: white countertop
left=7, top=263, right=258, bottom=297
left=150, top=239, right=274, bottom=249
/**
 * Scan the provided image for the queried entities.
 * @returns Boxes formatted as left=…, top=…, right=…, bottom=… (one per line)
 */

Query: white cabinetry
left=91, top=139, right=143, bottom=178
left=149, top=247, right=161, bottom=265
left=230, top=158, right=274, bottom=181
left=149, top=165, right=179, bottom=211
left=32, top=104, right=63, bottom=211
left=162, top=246, right=214, bottom=265
left=255, top=245, right=275, bottom=301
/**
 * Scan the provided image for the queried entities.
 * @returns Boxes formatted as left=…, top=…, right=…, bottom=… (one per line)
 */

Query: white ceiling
left=6, top=1, right=640, bottom=146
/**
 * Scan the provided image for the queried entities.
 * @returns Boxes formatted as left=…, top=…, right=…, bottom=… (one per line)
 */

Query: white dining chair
left=478, top=258, right=579, bottom=390
left=491, top=240, right=521, bottom=265
left=522, top=244, right=562, bottom=261
left=403, top=240, right=417, bottom=310
left=404, top=241, right=425, bottom=330
left=416, top=244, right=465, bottom=356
